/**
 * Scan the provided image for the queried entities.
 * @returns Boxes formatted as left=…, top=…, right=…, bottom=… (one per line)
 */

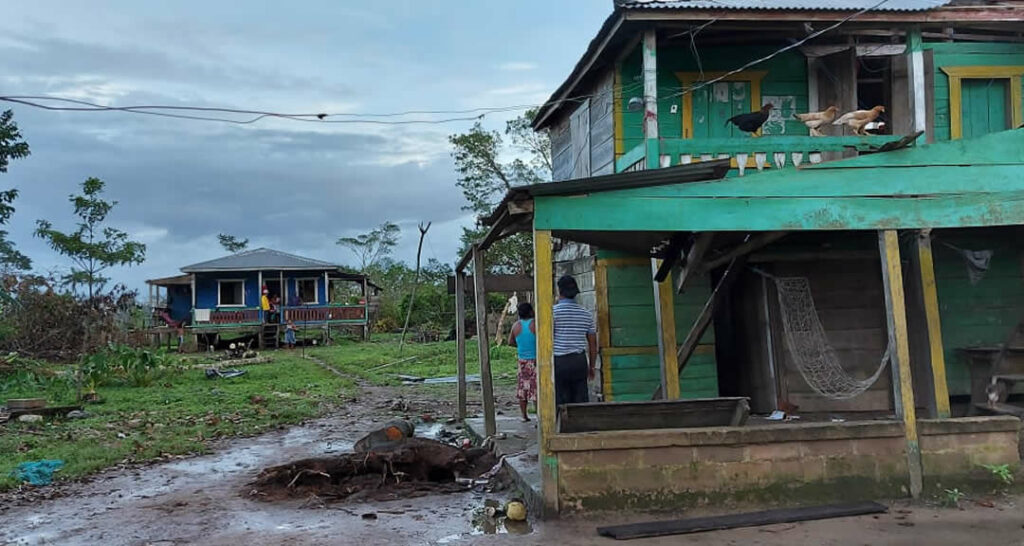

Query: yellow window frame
left=676, top=70, right=768, bottom=139
left=940, top=65, right=1024, bottom=140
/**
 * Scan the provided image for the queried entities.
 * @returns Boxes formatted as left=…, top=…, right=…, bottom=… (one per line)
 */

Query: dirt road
left=2, top=383, right=1022, bottom=545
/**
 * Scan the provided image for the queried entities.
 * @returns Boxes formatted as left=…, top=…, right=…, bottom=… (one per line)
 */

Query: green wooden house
left=455, top=0, right=1024, bottom=515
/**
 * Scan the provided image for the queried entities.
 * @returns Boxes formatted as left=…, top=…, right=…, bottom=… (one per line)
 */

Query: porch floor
left=464, top=415, right=541, bottom=515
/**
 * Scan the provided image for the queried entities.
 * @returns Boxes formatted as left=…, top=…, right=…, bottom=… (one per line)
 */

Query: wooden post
left=190, top=275, right=196, bottom=309
left=878, top=230, right=923, bottom=499
left=280, top=271, right=286, bottom=321
left=642, top=29, right=659, bottom=170
left=906, top=26, right=927, bottom=134
left=595, top=260, right=612, bottom=399
left=257, top=271, right=263, bottom=322
left=533, top=229, right=558, bottom=514
left=361, top=277, right=369, bottom=340
left=917, top=230, right=951, bottom=418
left=472, top=245, right=496, bottom=437
left=651, top=259, right=680, bottom=399
left=455, top=271, right=468, bottom=419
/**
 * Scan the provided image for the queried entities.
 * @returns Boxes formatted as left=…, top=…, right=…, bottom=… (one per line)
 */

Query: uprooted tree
left=35, top=177, right=146, bottom=299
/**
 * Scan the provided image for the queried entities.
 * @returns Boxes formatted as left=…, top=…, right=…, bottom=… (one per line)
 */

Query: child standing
left=507, top=302, right=537, bottom=422
left=284, top=320, right=297, bottom=349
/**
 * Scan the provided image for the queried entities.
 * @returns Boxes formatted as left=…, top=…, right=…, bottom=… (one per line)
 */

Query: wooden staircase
left=260, top=324, right=280, bottom=349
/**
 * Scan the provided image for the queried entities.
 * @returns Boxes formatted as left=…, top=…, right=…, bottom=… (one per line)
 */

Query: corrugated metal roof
left=617, top=0, right=951, bottom=12
left=181, top=248, right=341, bottom=273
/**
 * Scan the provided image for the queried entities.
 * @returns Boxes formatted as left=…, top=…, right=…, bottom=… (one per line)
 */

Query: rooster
left=793, top=105, right=838, bottom=137
left=833, top=106, right=885, bottom=136
left=725, top=103, right=773, bottom=136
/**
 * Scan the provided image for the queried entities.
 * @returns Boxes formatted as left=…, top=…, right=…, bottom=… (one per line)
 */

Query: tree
left=0, top=109, right=32, bottom=272
left=337, top=221, right=401, bottom=271
left=449, top=109, right=551, bottom=275
left=399, top=222, right=431, bottom=353
left=35, top=177, right=146, bottom=299
left=217, top=233, right=249, bottom=254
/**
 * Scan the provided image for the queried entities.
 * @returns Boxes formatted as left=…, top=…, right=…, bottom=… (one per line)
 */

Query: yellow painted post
left=916, top=230, right=951, bottom=418
left=595, top=259, right=612, bottom=399
left=879, top=230, right=923, bottom=499
left=652, top=259, right=680, bottom=399
left=533, top=229, right=558, bottom=514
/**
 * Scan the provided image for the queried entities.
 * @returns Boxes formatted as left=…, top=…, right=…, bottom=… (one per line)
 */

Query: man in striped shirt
left=553, top=275, right=597, bottom=405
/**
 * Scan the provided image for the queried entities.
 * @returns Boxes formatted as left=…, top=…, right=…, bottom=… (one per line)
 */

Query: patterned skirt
left=516, top=358, right=537, bottom=402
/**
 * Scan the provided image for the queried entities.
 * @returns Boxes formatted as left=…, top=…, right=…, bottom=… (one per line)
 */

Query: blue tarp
left=10, top=459, right=64, bottom=486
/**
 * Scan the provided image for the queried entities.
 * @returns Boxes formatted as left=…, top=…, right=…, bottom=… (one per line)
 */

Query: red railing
left=210, top=308, right=261, bottom=324
left=283, top=305, right=366, bottom=323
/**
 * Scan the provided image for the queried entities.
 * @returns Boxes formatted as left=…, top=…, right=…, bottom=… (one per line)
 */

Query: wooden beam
left=676, top=233, right=714, bottom=294
left=507, top=199, right=534, bottom=216
left=533, top=229, right=558, bottom=514
left=597, top=501, right=888, bottom=540
left=447, top=274, right=534, bottom=295
left=701, top=232, right=787, bottom=272
left=652, top=259, right=680, bottom=399
left=801, top=44, right=906, bottom=57
left=653, top=234, right=686, bottom=282
left=454, top=272, right=468, bottom=419
left=916, top=231, right=950, bottom=419
left=654, top=255, right=745, bottom=399
left=595, top=259, right=612, bottom=399
left=878, top=230, right=923, bottom=499
left=471, top=245, right=496, bottom=437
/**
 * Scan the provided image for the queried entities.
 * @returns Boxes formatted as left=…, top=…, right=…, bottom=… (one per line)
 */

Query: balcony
left=190, top=303, right=368, bottom=329
left=615, top=134, right=916, bottom=176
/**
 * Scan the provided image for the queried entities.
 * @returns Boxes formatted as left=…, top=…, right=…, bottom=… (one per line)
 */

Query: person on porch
left=553, top=275, right=597, bottom=405
left=261, top=287, right=271, bottom=322
left=507, top=302, right=537, bottom=422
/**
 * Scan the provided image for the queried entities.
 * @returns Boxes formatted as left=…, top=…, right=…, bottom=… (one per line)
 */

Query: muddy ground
left=2, top=381, right=1023, bottom=546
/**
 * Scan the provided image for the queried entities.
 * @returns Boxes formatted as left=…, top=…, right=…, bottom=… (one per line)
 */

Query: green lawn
left=0, top=351, right=353, bottom=490
left=308, top=334, right=519, bottom=386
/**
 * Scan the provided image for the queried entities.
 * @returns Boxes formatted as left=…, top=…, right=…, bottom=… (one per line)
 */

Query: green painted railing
left=615, top=135, right=915, bottom=176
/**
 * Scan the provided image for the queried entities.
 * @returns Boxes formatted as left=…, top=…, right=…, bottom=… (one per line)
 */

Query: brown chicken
left=832, top=106, right=885, bottom=136
left=793, top=105, right=838, bottom=137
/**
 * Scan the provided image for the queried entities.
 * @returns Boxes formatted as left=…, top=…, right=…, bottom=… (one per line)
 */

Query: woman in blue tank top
left=508, top=302, right=537, bottom=422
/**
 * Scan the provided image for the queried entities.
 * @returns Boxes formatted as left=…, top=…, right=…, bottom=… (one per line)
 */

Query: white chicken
left=793, top=105, right=838, bottom=137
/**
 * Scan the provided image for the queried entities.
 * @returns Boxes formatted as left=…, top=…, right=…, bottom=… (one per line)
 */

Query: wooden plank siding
left=926, top=42, right=1024, bottom=141
left=598, top=251, right=719, bottom=401
left=932, top=227, right=1024, bottom=397
left=619, top=46, right=809, bottom=154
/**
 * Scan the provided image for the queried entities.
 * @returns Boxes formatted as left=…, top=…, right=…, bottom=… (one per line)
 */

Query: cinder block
left=695, top=445, right=747, bottom=463
left=801, top=439, right=856, bottom=457
left=642, top=446, right=697, bottom=467
left=745, top=441, right=802, bottom=461
left=824, top=454, right=878, bottom=480
left=921, top=451, right=971, bottom=477
left=853, top=437, right=905, bottom=456
left=717, top=460, right=774, bottom=486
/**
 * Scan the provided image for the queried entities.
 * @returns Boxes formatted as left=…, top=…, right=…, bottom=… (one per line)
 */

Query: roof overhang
left=146, top=274, right=193, bottom=286
left=456, top=160, right=731, bottom=271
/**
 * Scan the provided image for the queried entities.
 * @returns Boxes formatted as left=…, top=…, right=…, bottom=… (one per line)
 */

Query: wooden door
left=962, top=78, right=1011, bottom=139
left=693, top=81, right=753, bottom=138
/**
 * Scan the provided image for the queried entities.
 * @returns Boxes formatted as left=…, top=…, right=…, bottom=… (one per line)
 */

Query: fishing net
left=772, top=276, right=890, bottom=400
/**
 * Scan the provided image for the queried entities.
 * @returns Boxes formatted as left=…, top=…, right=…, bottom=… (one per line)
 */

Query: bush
left=80, top=344, right=175, bottom=390
left=0, top=274, right=139, bottom=361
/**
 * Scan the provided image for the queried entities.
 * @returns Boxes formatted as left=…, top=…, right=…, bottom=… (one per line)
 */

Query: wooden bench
left=959, top=345, right=1024, bottom=418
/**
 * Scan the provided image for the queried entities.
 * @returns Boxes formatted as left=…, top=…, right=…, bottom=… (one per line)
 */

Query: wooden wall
left=599, top=252, right=719, bottom=401
left=726, top=233, right=894, bottom=413
left=550, top=68, right=616, bottom=181
left=618, top=45, right=809, bottom=153
left=932, top=227, right=1024, bottom=396
left=926, top=42, right=1024, bottom=142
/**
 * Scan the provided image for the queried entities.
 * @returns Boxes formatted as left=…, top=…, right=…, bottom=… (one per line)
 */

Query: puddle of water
left=417, top=422, right=445, bottom=440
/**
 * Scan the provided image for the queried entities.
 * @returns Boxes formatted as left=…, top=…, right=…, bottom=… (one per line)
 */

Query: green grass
left=308, top=334, right=519, bottom=386
left=0, top=351, right=353, bottom=490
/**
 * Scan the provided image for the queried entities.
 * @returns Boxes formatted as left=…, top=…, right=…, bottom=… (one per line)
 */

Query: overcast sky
left=0, top=1, right=608, bottom=291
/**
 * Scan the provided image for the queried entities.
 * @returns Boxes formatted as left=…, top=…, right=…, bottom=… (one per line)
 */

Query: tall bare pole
left=399, top=222, right=431, bottom=353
